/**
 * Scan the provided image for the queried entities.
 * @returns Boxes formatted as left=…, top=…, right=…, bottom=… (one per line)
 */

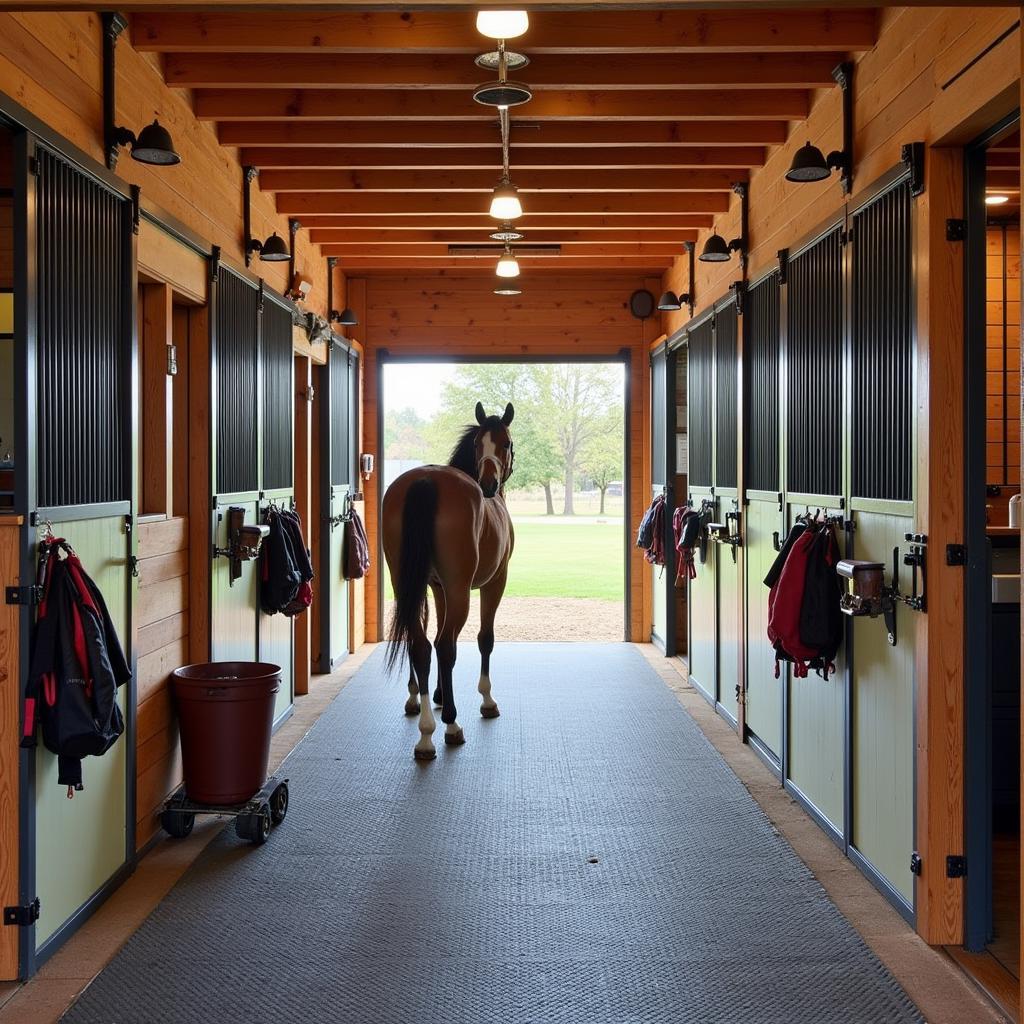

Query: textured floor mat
left=63, top=644, right=923, bottom=1023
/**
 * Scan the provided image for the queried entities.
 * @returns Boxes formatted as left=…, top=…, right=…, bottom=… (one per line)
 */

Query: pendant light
left=490, top=177, right=522, bottom=221
left=785, top=63, right=854, bottom=194
left=490, top=222, right=524, bottom=242
left=476, top=10, right=529, bottom=40
left=657, top=291, right=681, bottom=311
left=474, top=37, right=532, bottom=108
left=496, top=245, right=520, bottom=278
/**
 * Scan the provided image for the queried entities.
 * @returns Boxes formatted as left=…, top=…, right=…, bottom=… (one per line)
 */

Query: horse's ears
left=501, top=403, right=515, bottom=426
left=475, top=401, right=487, bottom=425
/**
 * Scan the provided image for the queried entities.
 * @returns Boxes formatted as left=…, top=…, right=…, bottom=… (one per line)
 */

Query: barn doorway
left=380, top=358, right=629, bottom=642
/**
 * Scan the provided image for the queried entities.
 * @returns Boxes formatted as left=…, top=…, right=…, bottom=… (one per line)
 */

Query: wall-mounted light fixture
left=103, top=13, right=180, bottom=170
left=243, top=166, right=290, bottom=267
left=699, top=185, right=748, bottom=272
left=657, top=242, right=696, bottom=317
left=785, top=62, right=854, bottom=194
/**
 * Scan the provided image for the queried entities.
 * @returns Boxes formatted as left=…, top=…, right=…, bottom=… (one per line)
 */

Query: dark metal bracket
left=287, top=218, right=301, bottom=292
left=777, top=248, right=789, bottom=285
left=243, top=165, right=261, bottom=267
left=945, top=543, right=967, bottom=565
left=213, top=506, right=269, bottom=586
left=946, top=855, right=967, bottom=879
left=946, top=219, right=966, bottom=243
left=101, top=11, right=131, bottom=171
left=833, top=61, right=854, bottom=195
left=680, top=241, right=695, bottom=317
left=732, top=182, right=749, bottom=274
left=4, top=899, right=40, bottom=927
left=130, top=184, right=141, bottom=235
left=901, top=141, right=926, bottom=197
left=731, top=279, right=746, bottom=317
left=209, top=244, right=221, bottom=283
left=5, top=585, right=41, bottom=607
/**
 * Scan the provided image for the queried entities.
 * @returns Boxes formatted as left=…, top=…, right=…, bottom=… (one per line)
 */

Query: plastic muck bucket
left=171, top=662, right=281, bottom=805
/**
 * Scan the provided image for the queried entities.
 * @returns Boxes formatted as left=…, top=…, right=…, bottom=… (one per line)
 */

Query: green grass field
left=384, top=518, right=624, bottom=602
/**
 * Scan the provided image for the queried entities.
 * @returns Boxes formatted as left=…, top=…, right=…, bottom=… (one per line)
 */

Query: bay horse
left=382, top=402, right=516, bottom=761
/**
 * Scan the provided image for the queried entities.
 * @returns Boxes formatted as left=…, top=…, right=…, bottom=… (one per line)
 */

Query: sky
left=383, top=362, right=460, bottom=418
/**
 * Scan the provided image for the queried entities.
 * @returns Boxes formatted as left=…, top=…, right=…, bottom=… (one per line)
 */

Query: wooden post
left=915, top=145, right=965, bottom=945
left=294, top=354, right=312, bottom=695
left=141, top=283, right=173, bottom=516
left=187, top=305, right=211, bottom=664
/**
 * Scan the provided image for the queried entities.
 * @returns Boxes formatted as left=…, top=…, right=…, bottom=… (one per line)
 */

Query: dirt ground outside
left=384, top=596, right=624, bottom=642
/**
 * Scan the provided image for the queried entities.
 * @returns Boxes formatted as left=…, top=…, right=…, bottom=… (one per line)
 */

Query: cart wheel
left=160, top=808, right=195, bottom=839
left=236, top=805, right=271, bottom=845
left=270, top=782, right=289, bottom=825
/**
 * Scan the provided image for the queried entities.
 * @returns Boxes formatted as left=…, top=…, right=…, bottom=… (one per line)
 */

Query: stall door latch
left=946, top=855, right=967, bottom=879
left=909, top=852, right=922, bottom=876
left=4, top=899, right=40, bottom=927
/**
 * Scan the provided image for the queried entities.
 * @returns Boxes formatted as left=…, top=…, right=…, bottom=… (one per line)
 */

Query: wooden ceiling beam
left=219, top=121, right=788, bottom=147
left=166, top=51, right=842, bottom=91
left=258, top=168, right=745, bottom=193
left=240, top=145, right=767, bottom=170
left=309, top=229, right=699, bottom=243
left=133, top=10, right=878, bottom=55
left=301, top=214, right=714, bottom=230
left=276, top=192, right=731, bottom=216
left=330, top=258, right=672, bottom=271
left=195, top=88, right=809, bottom=121
left=318, top=243, right=684, bottom=257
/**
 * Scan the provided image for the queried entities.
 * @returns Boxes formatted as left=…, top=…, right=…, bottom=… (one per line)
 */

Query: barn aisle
left=63, top=645, right=922, bottom=1023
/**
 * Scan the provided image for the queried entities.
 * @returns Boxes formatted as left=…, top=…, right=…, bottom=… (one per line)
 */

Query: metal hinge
left=946, top=219, right=966, bottom=242
left=209, top=244, right=221, bottom=283
left=28, top=155, right=39, bottom=177
left=130, top=185, right=141, bottom=236
left=945, top=544, right=967, bottom=566
left=4, top=899, right=40, bottom=927
left=840, top=227, right=854, bottom=246
left=910, top=852, right=922, bottom=876
left=5, top=585, right=41, bottom=607
left=946, top=855, right=967, bottom=878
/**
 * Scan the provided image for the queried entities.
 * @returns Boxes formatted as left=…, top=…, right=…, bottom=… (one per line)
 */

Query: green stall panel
left=211, top=501, right=259, bottom=664
left=328, top=484, right=351, bottom=666
left=717, top=534, right=740, bottom=722
left=688, top=490, right=716, bottom=703
left=34, top=516, right=129, bottom=948
left=851, top=510, right=916, bottom=906
left=651, top=489, right=667, bottom=648
left=744, top=498, right=782, bottom=758
left=785, top=507, right=845, bottom=835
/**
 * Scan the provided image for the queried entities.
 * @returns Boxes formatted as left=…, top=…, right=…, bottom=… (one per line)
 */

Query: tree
left=383, top=407, right=429, bottom=461
left=580, top=410, right=623, bottom=515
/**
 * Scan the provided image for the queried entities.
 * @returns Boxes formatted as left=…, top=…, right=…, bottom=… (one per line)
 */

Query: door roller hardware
left=837, top=536, right=927, bottom=647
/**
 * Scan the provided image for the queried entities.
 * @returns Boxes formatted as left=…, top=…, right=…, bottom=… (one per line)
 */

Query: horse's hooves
left=404, top=700, right=420, bottom=716
left=414, top=747, right=436, bottom=761
left=480, top=705, right=500, bottom=719
left=444, top=728, right=466, bottom=746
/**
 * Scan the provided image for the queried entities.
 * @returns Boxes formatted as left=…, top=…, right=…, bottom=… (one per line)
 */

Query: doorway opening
left=380, top=359, right=628, bottom=642
left=961, top=113, right=1020, bottom=1011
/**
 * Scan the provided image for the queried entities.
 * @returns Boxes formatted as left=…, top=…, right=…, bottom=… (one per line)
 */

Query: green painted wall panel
left=851, top=511, right=916, bottom=905
left=211, top=501, right=259, bottom=664
left=35, top=516, right=128, bottom=947
left=717, top=548, right=740, bottom=720
left=688, top=491, right=716, bottom=703
left=745, top=499, right=782, bottom=756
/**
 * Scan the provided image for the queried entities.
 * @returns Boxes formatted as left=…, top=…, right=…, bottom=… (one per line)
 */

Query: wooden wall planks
left=354, top=272, right=661, bottom=644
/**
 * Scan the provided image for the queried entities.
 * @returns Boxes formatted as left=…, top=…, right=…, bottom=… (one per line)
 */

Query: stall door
left=258, top=295, right=295, bottom=724
left=26, top=145, right=136, bottom=968
left=210, top=268, right=260, bottom=666
left=317, top=342, right=354, bottom=672
left=744, top=274, right=783, bottom=764
left=649, top=343, right=675, bottom=652
left=687, top=317, right=716, bottom=703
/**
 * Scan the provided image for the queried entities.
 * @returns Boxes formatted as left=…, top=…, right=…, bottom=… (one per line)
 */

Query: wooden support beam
left=258, top=168, right=744, bottom=193
left=239, top=146, right=768, bottom=170
left=277, top=192, right=730, bottom=216
left=309, top=228, right=700, bottom=243
left=166, top=51, right=842, bottom=90
left=328, top=257, right=672, bottom=270
left=299, top=214, right=715, bottom=230
left=196, top=88, right=810, bottom=122
left=219, top=121, right=789, bottom=148
left=133, top=10, right=879, bottom=54
left=317, top=243, right=684, bottom=257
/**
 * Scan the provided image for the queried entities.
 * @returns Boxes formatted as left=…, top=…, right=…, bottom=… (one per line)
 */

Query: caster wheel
left=160, top=809, right=195, bottom=839
left=270, top=782, right=289, bottom=825
left=236, top=805, right=271, bottom=845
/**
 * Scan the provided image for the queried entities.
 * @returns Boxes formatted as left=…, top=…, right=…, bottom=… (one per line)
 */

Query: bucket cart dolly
left=159, top=776, right=289, bottom=845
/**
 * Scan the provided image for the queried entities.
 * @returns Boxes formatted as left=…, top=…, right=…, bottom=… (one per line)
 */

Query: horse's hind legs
left=405, top=593, right=431, bottom=716
left=435, top=590, right=469, bottom=747
left=410, top=633, right=436, bottom=761
left=477, top=571, right=506, bottom=719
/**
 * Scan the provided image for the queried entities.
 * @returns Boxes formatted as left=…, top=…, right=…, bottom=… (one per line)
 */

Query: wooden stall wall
left=355, top=272, right=662, bottom=645
left=658, top=6, right=1020, bottom=946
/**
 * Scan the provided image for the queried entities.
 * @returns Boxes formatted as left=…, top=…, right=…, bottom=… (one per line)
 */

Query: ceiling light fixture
left=496, top=245, right=520, bottom=278
left=657, top=291, right=681, bottom=312
left=699, top=185, right=748, bottom=272
left=490, top=177, right=522, bottom=220
left=243, top=166, right=291, bottom=266
left=476, top=10, right=529, bottom=40
left=986, top=194, right=1011, bottom=206
left=494, top=285, right=522, bottom=296
left=785, top=63, right=854, bottom=194
left=102, top=14, right=180, bottom=169
left=474, top=37, right=532, bottom=107
left=489, top=222, right=525, bottom=242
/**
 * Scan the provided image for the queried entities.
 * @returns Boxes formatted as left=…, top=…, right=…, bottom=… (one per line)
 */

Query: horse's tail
left=385, top=477, right=438, bottom=674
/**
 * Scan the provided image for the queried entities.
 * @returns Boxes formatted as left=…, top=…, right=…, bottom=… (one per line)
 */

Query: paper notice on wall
left=676, top=434, right=688, bottom=473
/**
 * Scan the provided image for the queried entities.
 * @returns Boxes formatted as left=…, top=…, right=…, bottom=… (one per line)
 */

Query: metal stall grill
left=36, top=149, right=132, bottom=508
left=687, top=319, right=714, bottom=488
left=715, top=303, right=738, bottom=489
left=851, top=181, right=913, bottom=501
left=260, top=297, right=294, bottom=491
left=786, top=228, right=844, bottom=497
left=215, top=269, right=259, bottom=494
left=651, top=348, right=667, bottom=487
left=747, top=275, right=781, bottom=493
left=331, top=350, right=352, bottom=486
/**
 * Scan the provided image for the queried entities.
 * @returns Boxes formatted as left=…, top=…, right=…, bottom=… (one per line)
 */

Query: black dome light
left=785, top=142, right=831, bottom=183
left=657, top=291, right=681, bottom=311
left=131, top=119, right=180, bottom=166
left=258, top=232, right=291, bottom=262
left=699, top=233, right=732, bottom=262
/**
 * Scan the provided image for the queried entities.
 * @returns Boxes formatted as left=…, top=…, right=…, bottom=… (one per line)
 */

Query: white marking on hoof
left=415, top=694, right=435, bottom=760
left=444, top=722, right=466, bottom=746
left=404, top=696, right=420, bottom=716
left=478, top=674, right=498, bottom=716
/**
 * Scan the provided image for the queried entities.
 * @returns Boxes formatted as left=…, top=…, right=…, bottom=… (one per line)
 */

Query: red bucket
left=171, top=662, right=281, bottom=805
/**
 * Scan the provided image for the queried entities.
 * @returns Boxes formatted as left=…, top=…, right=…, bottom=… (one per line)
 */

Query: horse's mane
left=448, top=417, right=504, bottom=479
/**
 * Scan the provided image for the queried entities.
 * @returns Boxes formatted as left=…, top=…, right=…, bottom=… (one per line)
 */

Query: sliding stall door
left=27, top=146, right=136, bottom=962
left=259, top=295, right=295, bottom=724
left=744, top=275, right=783, bottom=764
left=650, top=343, right=675, bottom=652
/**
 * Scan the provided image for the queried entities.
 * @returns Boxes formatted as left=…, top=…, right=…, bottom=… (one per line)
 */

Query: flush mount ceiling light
left=102, top=14, right=180, bottom=169
left=496, top=245, right=520, bottom=278
left=986, top=194, right=1011, bottom=206
left=476, top=10, right=529, bottom=40
left=243, top=166, right=291, bottom=266
left=490, top=177, right=523, bottom=220
left=494, top=285, right=522, bottom=296
left=476, top=50, right=529, bottom=72
left=785, top=63, right=854, bottom=194
left=489, top=222, right=525, bottom=242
